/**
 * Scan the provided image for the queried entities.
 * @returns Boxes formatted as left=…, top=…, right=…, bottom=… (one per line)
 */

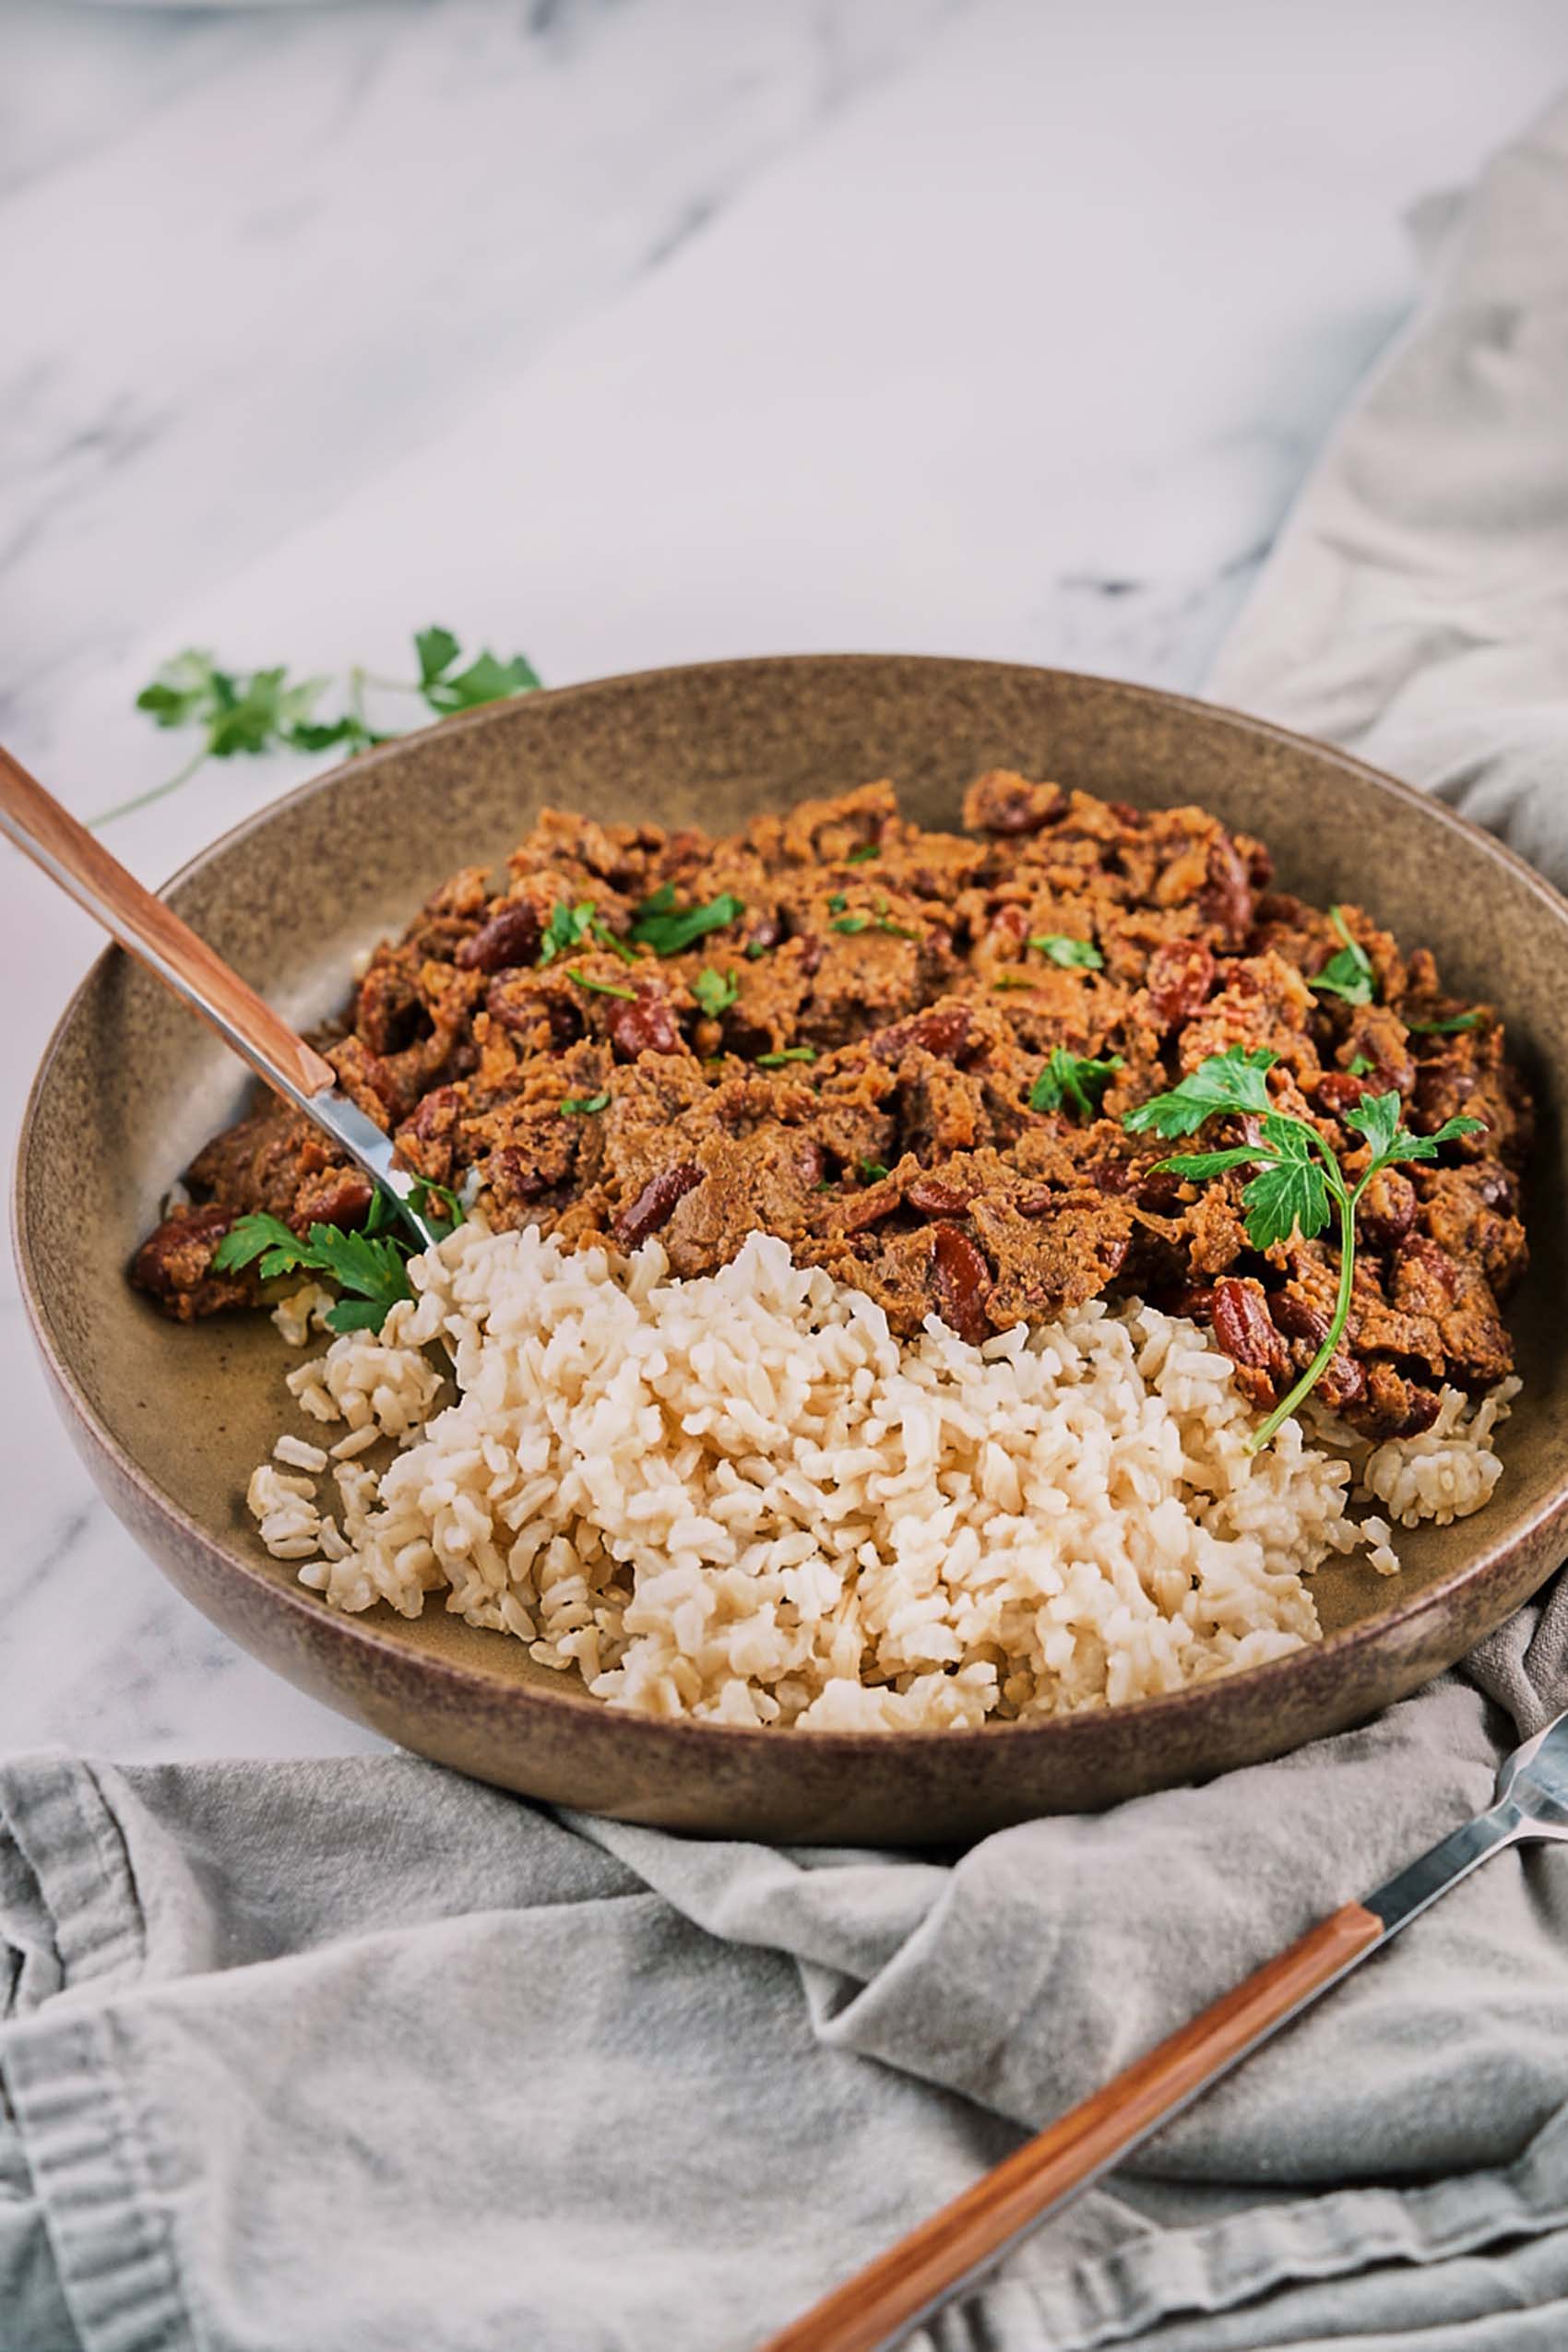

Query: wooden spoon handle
left=0, top=742, right=336, bottom=1104
left=761, top=1900, right=1385, bottom=2352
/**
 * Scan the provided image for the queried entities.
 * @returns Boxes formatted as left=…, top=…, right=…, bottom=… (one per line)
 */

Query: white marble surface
left=2, top=0, right=1563, bottom=1760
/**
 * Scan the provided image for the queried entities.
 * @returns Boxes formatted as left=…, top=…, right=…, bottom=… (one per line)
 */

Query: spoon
left=0, top=742, right=443, bottom=1248
left=762, top=1705, right=1568, bottom=2352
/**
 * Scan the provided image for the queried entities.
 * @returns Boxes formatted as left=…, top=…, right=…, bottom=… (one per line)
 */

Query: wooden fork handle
left=761, top=1900, right=1385, bottom=2352
left=0, top=742, right=336, bottom=1104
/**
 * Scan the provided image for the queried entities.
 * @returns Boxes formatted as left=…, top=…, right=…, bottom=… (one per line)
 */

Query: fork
left=762, top=1708, right=1568, bottom=2352
left=0, top=740, right=444, bottom=1249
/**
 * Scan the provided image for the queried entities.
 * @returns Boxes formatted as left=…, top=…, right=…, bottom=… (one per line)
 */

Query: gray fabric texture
left=6, top=89, right=1568, bottom=2352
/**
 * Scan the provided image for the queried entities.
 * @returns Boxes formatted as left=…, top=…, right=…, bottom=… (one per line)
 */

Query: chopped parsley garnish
left=1124, top=1045, right=1483, bottom=1449
left=1408, top=1010, right=1480, bottom=1035
left=1028, top=1048, right=1123, bottom=1121
left=846, top=843, right=880, bottom=864
left=831, top=914, right=870, bottom=933
left=537, top=899, right=638, bottom=968
left=1312, top=907, right=1376, bottom=1006
left=692, top=967, right=740, bottom=1018
left=827, top=893, right=848, bottom=914
left=859, top=1158, right=891, bottom=1182
left=1348, top=1054, right=1373, bottom=1076
left=564, top=965, right=637, bottom=1000
left=992, top=972, right=1035, bottom=992
left=629, top=884, right=745, bottom=956
left=756, top=1046, right=817, bottom=1067
left=538, top=899, right=597, bottom=966
left=1030, top=933, right=1103, bottom=970
left=743, top=940, right=770, bottom=960
left=560, top=1091, right=610, bottom=1116
left=592, top=917, right=639, bottom=964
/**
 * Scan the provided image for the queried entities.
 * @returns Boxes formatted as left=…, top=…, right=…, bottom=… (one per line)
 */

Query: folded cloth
left=7, top=92, right=1568, bottom=2352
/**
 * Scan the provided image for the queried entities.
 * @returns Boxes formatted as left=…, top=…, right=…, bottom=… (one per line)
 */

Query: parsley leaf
left=692, top=967, right=740, bottom=1018
left=1408, top=1010, right=1480, bottom=1035
left=846, top=843, right=880, bottom=864
left=408, top=1177, right=464, bottom=1240
left=1028, top=1048, right=1123, bottom=1122
left=212, top=1212, right=417, bottom=1335
left=756, top=1046, right=817, bottom=1067
left=1030, top=934, right=1103, bottom=970
left=992, top=973, right=1036, bottom=991
left=422, top=648, right=542, bottom=714
left=859, top=1158, right=891, bottom=1182
left=1312, top=907, right=1375, bottom=1006
left=560, top=1091, right=610, bottom=1116
left=832, top=914, right=871, bottom=934
left=630, top=889, right=745, bottom=956
left=538, top=900, right=597, bottom=966
left=1348, top=1054, right=1373, bottom=1076
left=1123, top=1045, right=1277, bottom=1138
left=1241, top=1154, right=1332, bottom=1251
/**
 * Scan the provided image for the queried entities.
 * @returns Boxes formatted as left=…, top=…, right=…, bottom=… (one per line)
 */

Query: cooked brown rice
left=246, top=1222, right=1515, bottom=1729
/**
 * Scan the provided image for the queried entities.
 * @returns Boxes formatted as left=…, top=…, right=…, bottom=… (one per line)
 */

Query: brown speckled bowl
left=16, top=657, right=1568, bottom=1843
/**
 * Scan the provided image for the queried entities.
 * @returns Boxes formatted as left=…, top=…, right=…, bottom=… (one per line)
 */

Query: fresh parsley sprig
left=213, top=1211, right=410, bottom=1335
left=1124, top=1045, right=1483, bottom=1447
left=210, top=1178, right=462, bottom=1333
left=111, top=627, right=540, bottom=827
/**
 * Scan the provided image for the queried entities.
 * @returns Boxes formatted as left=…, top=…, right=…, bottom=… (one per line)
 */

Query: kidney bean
left=609, top=991, right=682, bottom=1061
left=1314, top=1071, right=1368, bottom=1117
left=1211, top=1277, right=1289, bottom=1383
left=1271, top=1289, right=1328, bottom=1346
left=457, top=901, right=542, bottom=973
left=907, top=1176, right=971, bottom=1217
left=978, top=779, right=1064, bottom=835
left=1108, top=800, right=1142, bottom=827
left=299, top=1170, right=375, bottom=1229
left=1316, top=1353, right=1367, bottom=1412
left=1199, top=835, right=1253, bottom=944
left=840, top=1182, right=901, bottom=1233
left=873, top=1005, right=973, bottom=1064
left=930, top=1223, right=992, bottom=1345
left=489, top=1149, right=550, bottom=1205
left=1146, top=939, right=1216, bottom=1028
left=1358, top=1167, right=1417, bottom=1250
left=1478, top=1168, right=1518, bottom=1213
left=614, top=1162, right=704, bottom=1246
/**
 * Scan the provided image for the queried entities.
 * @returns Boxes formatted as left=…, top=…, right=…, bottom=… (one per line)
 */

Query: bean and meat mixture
left=132, top=775, right=1531, bottom=1439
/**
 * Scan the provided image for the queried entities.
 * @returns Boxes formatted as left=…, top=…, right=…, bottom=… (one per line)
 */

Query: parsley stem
left=90, top=743, right=210, bottom=829
left=1247, top=1166, right=1358, bottom=1453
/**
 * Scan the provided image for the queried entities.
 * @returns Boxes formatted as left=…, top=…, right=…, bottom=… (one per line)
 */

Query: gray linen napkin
left=7, top=92, right=1568, bottom=2352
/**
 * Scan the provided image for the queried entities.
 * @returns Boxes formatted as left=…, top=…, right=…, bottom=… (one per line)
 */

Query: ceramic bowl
left=16, top=656, right=1568, bottom=1842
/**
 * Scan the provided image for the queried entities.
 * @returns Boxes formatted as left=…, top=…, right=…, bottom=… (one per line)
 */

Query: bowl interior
left=18, top=658, right=1568, bottom=1755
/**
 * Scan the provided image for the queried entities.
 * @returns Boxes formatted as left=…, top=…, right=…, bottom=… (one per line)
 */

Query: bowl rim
left=16, top=649, right=1568, bottom=1756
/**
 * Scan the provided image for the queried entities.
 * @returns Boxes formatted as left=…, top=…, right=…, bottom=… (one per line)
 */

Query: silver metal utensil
left=0, top=742, right=443, bottom=1248
left=763, top=1705, right=1568, bottom=2352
